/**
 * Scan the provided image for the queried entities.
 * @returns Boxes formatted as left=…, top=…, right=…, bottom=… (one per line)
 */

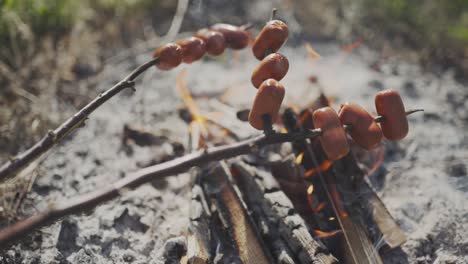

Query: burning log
left=187, top=181, right=212, bottom=263
left=192, top=161, right=272, bottom=263
left=282, top=107, right=384, bottom=264
left=232, top=160, right=338, bottom=264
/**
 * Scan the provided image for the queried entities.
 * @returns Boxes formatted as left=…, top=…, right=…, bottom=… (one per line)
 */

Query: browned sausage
left=312, top=107, right=349, bottom=160
left=338, top=103, right=383, bottom=150
left=176, top=37, right=206, bottom=64
left=152, top=43, right=183, bottom=71
left=251, top=53, right=289, bottom=88
left=211, top=23, right=249, bottom=50
left=248, top=79, right=285, bottom=130
left=375, top=89, right=408, bottom=140
left=195, top=29, right=226, bottom=56
left=252, top=20, right=288, bottom=60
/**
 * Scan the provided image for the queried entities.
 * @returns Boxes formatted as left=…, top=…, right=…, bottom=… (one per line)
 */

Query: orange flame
left=305, top=42, right=321, bottom=60
left=311, top=202, right=326, bottom=213
left=364, top=145, right=385, bottom=178
left=312, top=229, right=342, bottom=238
left=298, top=109, right=312, bottom=126
left=295, top=152, right=305, bottom=164
left=330, top=183, right=348, bottom=218
left=342, top=40, right=363, bottom=54
left=304, top=160, right=333, bottom=178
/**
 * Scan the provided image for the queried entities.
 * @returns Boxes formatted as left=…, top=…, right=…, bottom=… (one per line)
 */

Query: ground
left=1, top=1, right=468, bottom=264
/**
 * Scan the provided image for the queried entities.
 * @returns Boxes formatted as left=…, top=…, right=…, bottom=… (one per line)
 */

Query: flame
left=312, top=202, right=326, bottom=213
left=295, top=152, right=304, bottom=164
left=364, top=145, right=385, bottom=178
left=304, top=160, right=333, bottom=178
left=305, top=42, right=321, bottom=60
left=342, top=40, right=363, bottom=54
left=306, top=185, right=326, bottom=213
left=330, top=183, right=348, bottom=218
left=312, top=229, right=342, bottom=238
left=306, top=184, right=315, bottom=211
left=329, top=216, right=335, bottom=221
left=176, top=70, right=208, bottom=135
left=298, top=109, right=312, bottom=126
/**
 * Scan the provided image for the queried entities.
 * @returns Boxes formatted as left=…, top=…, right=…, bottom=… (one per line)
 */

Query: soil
left=1, top=1, right=468, bottom=264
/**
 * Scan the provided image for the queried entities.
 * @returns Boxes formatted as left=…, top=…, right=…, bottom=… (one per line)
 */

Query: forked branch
left=0, top=58, right=159, bottom=182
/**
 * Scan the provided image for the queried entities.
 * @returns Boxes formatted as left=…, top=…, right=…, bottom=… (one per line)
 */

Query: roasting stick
left=0, top=58, right=159, bottom=182
left=0, top=107, right=422, bottom=247
left=0, top=21, right=254, bottom=182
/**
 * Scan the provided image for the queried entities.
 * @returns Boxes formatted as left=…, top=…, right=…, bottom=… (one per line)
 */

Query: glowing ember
left=304, top=160, right=333, bottom=178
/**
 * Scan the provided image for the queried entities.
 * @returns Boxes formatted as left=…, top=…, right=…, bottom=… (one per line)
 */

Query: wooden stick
left=0, top=58, right=160, bottom=182
left=0, top=129, right=322, bottom=248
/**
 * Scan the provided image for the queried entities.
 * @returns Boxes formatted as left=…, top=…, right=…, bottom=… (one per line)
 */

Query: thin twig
left=0, top=129, right=322, bottom=248
left=163, top=0, right=189, bottom=42
left=0, top=58, right=160, bottom=183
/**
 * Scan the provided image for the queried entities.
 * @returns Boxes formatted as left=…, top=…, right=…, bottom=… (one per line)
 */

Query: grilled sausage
left=251, top=53, right=289, bottom=88
left=375, top=89, right=408, bottom=140
left=177, top=37, right=206, bottom=64
left=211, top=23, right=249, bottom=50
left=339, top=103, right=383, bottom=150
left=312, top=107, right=349, bottom=160
left=248, top=79, right=285, bottom=130
left=152, top=43, right=183, bottom=71
left=252, top=20, right=288, bottom=60
left=195, top=29, right=226, bottom=56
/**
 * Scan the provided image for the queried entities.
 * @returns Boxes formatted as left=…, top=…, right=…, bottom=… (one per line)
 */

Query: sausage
left=248, top=79, right=285, bottom=130
left=312, top=107, right=349, bottom=160
left=251, top=53, right=289, bottom=88
left=375, top=89, right=408, bottom=140
left=252, top=20, right=288, bottom=60
left=211, top=23, right=249, bottom=50
left=176, top=37, right=206, bottom=64
left=152, top=43, right=183, bottom=71
left=195, top=29, right=226, bottom=56
left=338, top=103, right=383, bottom=150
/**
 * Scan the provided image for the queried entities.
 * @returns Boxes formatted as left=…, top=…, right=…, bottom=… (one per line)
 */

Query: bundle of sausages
left=150, top=17, right=413, bottom=162
left=314, top=89, right=409, bottom=161
left=152, top=23, right=250, bottom=70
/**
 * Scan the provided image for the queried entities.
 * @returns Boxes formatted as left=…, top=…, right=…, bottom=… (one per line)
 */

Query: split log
left=187, top=181, right=212, bottom=264
left=232, top=161, right=338, bottom=264
left=201, top=161, right=272, bottom=264
left=331, top=155, right=406, bottom=249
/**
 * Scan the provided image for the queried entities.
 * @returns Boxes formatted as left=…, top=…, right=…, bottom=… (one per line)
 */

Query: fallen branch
left=0, top=58, right=159, bottom=182
left=0, top=129, right=322, bottom=248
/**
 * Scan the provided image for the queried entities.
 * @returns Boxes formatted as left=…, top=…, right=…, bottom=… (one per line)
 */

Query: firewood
left=232, top=161, right=338, bottom=264
left=202, top=161, right=272, bottom=264
left=187, top=183, right=211, bottom=264
left=332, top=155, right=406, bottom=249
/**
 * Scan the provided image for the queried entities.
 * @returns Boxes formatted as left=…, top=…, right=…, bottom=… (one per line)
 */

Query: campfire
left=0, top=8, right=424, bottom=264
